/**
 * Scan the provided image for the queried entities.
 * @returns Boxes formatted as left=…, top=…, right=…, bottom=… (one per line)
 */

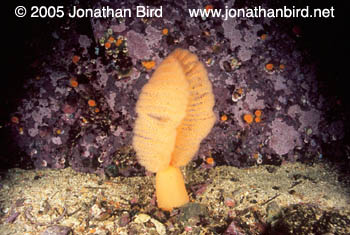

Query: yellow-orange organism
left=265, top=63, right=274, bottom=71
left=88, top=99, right=96, bottom=107
left=221, top=114, right=228, bottom=122
left=104, top=42, right=111, bottom=49
left=206, top=157, right=215, bottom=165
left=254, top=110, right=262, bottom=117
left=116, top=37, right=123, bottom=47
left=205, top=4, right=214, bottom=12
left=11, top=116, right=19, bottom=124
left=72, top=55, right=80, bottom=64
left=133, top=49, right=215, bottom=211
left=243, top=113, right=254, bottom=124
left=141, top=60, right=156, bottom=70
left=260, top=34, right=267, bottom=40
left=255, top=116, right=261, bottom=123
left=69, top=77, right=78, bottom=88
left=162, top=28, right=169, bottom=35
left=253, top=153, right=259, bottom=160
left=254, top=110, right=262, bottom=123
left=108, top=36, right=115, bottom=43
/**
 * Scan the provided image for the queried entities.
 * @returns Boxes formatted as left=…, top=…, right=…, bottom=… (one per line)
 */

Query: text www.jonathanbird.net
left=188, top=6, right=335, bottom=20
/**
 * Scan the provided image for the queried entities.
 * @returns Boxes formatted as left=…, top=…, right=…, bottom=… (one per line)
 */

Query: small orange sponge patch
left=133, top=48, right=215, bottom=210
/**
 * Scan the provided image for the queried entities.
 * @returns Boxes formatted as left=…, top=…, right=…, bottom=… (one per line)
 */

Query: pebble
left=52, top=137, right=62, bottom=145
left=133, top=214, right=166, bottom=235
left=134, top=213, right=151, bottom=223
left=40, top=225, right=73, bottom=235
left=118, top=212, right=130, bottom=227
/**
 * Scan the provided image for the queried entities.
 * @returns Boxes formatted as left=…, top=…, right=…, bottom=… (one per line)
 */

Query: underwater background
left=1, top=0, right=349, bottom=234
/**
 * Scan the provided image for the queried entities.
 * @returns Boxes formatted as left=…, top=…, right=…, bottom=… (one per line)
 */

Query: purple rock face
left=269, top=118, right=301, bottom=156
left=3, top=1, right=348, bottom=173
left=127, top=30, right=152, bottom=61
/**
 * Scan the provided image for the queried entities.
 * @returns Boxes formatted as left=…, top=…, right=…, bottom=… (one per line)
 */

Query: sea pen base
left=155, top=165, right=189, bottom=211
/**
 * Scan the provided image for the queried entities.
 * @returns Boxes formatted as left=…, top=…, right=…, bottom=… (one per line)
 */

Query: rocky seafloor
left=0, top=162, right=349, bottom=234
left=1, top=0, right=350, bottom=234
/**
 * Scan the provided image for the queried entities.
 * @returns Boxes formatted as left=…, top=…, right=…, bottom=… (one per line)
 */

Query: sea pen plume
left=133, top=48, right=215, bottom=211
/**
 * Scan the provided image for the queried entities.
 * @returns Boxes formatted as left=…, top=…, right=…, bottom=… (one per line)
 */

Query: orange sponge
left=133, top=48, right=215, bottom=211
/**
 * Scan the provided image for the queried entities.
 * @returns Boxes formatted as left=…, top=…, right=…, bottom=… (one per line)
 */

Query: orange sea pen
left=133, top=49, right=215, bottom=211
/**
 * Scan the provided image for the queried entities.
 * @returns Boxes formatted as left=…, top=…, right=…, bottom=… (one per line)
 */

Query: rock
left=179, top=203, right=209, bottom=222
left=40, top=225, right=73, bottom=235
left=133, top=214, right=166, bottom=235
left=266, top=201, right=281, bottom=223
left=269, top=204, right=350, bottom=234
left=118, top=211, right=131, bottom=227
